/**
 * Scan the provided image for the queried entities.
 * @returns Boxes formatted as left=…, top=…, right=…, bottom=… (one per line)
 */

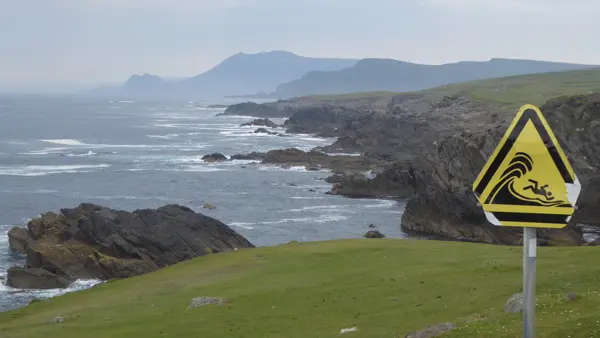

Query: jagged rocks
left=398, top=118, right=583, bottom=246
left=202, top=153, right=228, bottom=162
left=240, top=119, right=278, bottom=128
left=220, top=102, right=292, bottom=118
left=253, top=128, right=279, bottom=135
left=236, top=148, right=378, bottom=172
left=7, top=204, right=254, bottom=289
left=284, top=105, right=365, bottom=137
left=8, top=227, right=29, bottom=254
left=7, top=267, right=71, bottom=289
left=326, top=164, right=416, bottom=199
left=230, top=152, right=265, bottom=161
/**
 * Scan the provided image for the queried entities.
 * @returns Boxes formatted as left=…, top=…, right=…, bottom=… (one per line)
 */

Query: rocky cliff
left=234, top=91, right=600, bottom=245
left=6, top=203, right=254, bottom=289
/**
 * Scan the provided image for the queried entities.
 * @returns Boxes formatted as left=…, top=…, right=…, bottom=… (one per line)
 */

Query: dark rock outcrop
left=261, top=148, right=377, bottom=172
left=230, top=152, right=265, bottom=161
left=231, top=148, right=378, bottom=172
left=202, top=153, right=228, bottom=162
left=7, top=204, right=254, bottom=289
left=240, top=119, right=278, bottom=128
left=326, top=163, right=416, bottom=199
left=364, top=230, right=385, bottom=239
left=284, top=105, right=366, bottom=137
left=397, top=94, right=600, bottom=246
left=7, top=267, right=71, bottom=289
left=219, top=92, right=600, bottom=245
left=8, top=227, right=30, bottom=254
left=220, top=102, right=293, bottom=118
left=254, top=128, right=278, bottom=135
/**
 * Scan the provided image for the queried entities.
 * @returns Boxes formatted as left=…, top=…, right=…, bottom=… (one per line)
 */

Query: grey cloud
left=0, top=0, right=599, bottom=91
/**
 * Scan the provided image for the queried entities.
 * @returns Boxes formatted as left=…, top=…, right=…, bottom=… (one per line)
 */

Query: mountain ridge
left=272, top=57, right=600, bottom=98
left=88, top=51, right=358, bottom=99
left=85, top=52, right=599, bottom=100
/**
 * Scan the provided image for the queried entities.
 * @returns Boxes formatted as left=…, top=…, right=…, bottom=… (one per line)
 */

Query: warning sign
left=472, top=104, right=581, bottom=228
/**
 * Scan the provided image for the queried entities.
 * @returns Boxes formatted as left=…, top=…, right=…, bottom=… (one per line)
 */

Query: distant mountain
left=173, top=51, right=358, bottom=98
left=272, top=58, right=600, bottom=98
left=121, top=73, right=167, bottom=96
left=95, top=51, right=358, bottom=100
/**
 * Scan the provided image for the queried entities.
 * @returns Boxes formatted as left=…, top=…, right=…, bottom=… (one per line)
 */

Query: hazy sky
left=1, top=0, right=599, bottom=91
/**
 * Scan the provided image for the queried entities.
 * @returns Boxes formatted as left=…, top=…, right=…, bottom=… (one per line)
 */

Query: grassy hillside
left=274, top=58, right=598, bottom=98
left=304, top=67, right=600, bottom=109
left=2, top=239, right=599, bottom=337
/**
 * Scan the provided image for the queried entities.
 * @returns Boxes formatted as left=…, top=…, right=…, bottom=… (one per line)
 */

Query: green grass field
left=305, top=68, right=600, bottom=109
left=2, top=239, right=599, bottom=337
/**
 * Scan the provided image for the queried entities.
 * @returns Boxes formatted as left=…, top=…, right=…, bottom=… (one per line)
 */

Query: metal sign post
left=523, top=227, right=536, bottom=338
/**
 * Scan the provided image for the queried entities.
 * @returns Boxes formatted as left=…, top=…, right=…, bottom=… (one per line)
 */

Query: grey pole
left=523, top=227, right=537, bottom=338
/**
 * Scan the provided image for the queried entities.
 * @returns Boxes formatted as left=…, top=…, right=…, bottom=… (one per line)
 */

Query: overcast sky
left=1, top=0, right=599, bottom=91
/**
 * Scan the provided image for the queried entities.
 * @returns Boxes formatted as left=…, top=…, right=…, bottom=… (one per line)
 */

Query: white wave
left=258, top=165, right=309, bottom=172
left=216, top=114, right=257, bottom=119
left=30, top=189, right=59, bottom=194
left=119, top=168, right=150, bottom=172
left=229, top=159, right=259, bottom=165
left=187, top=107, right=227, bottom=111
left=35, top=140, right=179, bottom=153
left=146, top=134, right=180, bottom=140
left=0, top=164, right=111, bottom=177
left=288, top=205, right=345, bottom=212
left=259, top=214, right=348, bottom=225
left=298, top=137, right=332, bottom=142
left=41, top=139, right=85, bottom=146
left=165, top=166, right=226, bottom=173
left=65, top=151, right=97, bottom=157
left=229, top=222, right=255, bottom=230
left=290, top=196, right=326, bottom=200
left=0, top=279, right=103, bottom=296
left=361, top=200, right=398, bottom=208
left=153, top=122, right=218, bottom=128
left=326, top=153, right=362, bottom=157
left=219, top=130, right=278, bottom=137
left=82, top=195, right=154, bottom=201
left=0, top=228, right=8, bottom=244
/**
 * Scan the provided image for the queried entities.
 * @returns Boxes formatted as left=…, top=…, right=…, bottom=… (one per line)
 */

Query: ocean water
left=0, top=96, right=407, bottom=311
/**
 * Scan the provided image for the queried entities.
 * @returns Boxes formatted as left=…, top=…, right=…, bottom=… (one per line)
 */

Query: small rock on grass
left=49, top=316, right=64, bottom=324
left=187, top=297, right=225, bottom=309
left=404, top=322, right=456, bottom=338
left=340, top=327, right=358, bottom=334
left=566, top=291, right=577, bottom=303
left=504, top=293, right=523, bottom=313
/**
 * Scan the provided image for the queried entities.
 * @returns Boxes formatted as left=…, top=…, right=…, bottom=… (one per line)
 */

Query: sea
left=0, top=95, right=407, bottom=312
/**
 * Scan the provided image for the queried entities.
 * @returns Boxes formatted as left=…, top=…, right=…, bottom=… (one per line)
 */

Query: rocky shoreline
left=222, top=92, right=600, bottom=246
left=6, top=204, right=253, bottom=289
left=5, top=93, right=600, bottom=291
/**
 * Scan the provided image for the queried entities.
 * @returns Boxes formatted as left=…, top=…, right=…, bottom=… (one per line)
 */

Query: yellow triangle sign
left=472, top=104, right=581, bottom=229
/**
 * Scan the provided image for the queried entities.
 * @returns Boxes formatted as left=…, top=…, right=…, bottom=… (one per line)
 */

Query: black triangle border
left=474, top=108, right=574, bottom=203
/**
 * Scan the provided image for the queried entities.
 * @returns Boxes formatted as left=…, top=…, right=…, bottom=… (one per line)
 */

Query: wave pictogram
left=487, top=152, right=570, bottom=207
